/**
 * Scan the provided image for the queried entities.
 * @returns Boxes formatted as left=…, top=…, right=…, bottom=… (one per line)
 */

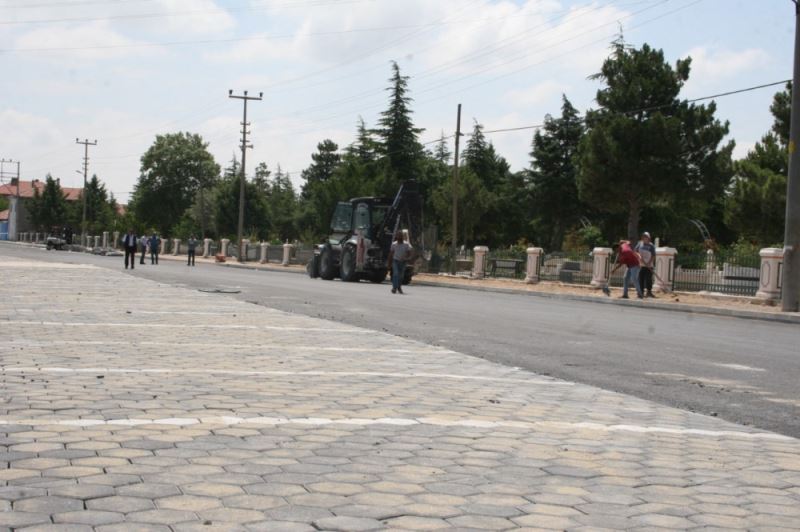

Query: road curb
left=412, top=279, right=800, bottom=325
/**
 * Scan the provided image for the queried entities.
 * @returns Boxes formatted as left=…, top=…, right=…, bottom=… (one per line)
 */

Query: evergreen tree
left=213, top=158, right=269, bottom=240
left=69, top=175, right=116, bottom=234
left=577, top=40, right=733, bottom=240
left=346, top=117, right=380, bottom=164
left=529, top=96, right=586, bottom=250
left=301, top=140, right=341, bottom=199
left=432, top=132, right=451, bottom=164
left=29, top=175, right=68, bottom=231
left=725, top=85, right=790, bottom=244
left=374, top=61, right=424, bottom=194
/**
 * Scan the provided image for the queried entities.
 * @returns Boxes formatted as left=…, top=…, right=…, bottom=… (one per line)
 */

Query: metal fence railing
left=673, top=250, right=760, bottom=296
left=540, top=250, right=593, bottom=285
left=485, top=249, right=526, bottom=279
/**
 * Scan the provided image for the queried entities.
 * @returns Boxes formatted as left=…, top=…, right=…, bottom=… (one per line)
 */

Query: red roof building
left=0, top=179, right=83, bottom=201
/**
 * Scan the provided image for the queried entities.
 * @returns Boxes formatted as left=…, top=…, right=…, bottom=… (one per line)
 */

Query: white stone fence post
left=654, top=247, right=677, bottom=293
left=282, top=243, right=293, bottom=266
left=172, top=239, right=180, bottom=255
left=472, top=246, right=488, bottom=278
left=113, top=231, right=119, bottom=249
left=160, top=238, right=167, bottom=256
left=590, top=247, right=612, bottom=289
left=93, top=236, right=100, bottom=249
left=241, top=239, right=250, bottom=262
left=756, top=248, right=785, bottom=302
left=220, top=239, right=230, bottom=257
left=102, top=231, right=109, bottom=248
left=203, top=238, right=211, bottom=258
left=525, top=247, right=543, bottom=284
left=260, top=242, right=269, bottom=264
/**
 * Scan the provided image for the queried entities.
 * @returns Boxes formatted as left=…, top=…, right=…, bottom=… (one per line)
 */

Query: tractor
left=307, top=180, right=423, bottom=284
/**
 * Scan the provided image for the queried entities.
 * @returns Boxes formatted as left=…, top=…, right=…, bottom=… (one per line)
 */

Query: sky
left=0, top=0, right=794, bottom=204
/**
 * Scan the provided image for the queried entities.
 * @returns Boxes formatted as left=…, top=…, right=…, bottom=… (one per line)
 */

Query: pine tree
left=577, top=40, right=733, bottom=240
left=29, top=175, right=68, bottom=231
left=375, top=61, right=423, bottom=193
left=301, top=140, right=341, bottom=199
left=529, top=96, right=586, bottom=250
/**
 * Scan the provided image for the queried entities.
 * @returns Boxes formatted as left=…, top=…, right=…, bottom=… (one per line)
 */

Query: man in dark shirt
left=635, top=232, right=657, bottom=298
left=122, top=229, right=137, bottom=270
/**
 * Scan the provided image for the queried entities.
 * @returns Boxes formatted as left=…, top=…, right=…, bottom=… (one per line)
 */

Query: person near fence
left=122, top=229, right=137, bottom=270
left=187, top=235, right=198, bottom=266
left=609, top=239, right=643, bottom=299
left=149, top=233, right=160, bottom=265
left=139, top=235, right=148, bottom=265
left=636, top=232, right=657, bottom=298
left=387, top=231, right=412, bottom=294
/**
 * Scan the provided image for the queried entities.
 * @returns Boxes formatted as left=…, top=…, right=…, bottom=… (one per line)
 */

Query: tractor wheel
left=369, top=269, right=388, bottom=284
left=46, top=242, right=53, bottom=250
left=340, top=245, right=359, bottom=282
left=319, top=246, right=336, bottom=280
left=307, top=253, right=320, bottom=278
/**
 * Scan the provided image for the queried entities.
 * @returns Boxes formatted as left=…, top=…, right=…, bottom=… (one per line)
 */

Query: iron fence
left=485, top=249, right=526, bottom=279
left=673, top=250, right=760, bottom=296
left=540, top=250, right=593, bottom=285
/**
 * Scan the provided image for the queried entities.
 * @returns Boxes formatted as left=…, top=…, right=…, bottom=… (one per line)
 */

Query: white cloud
left=150, top=0, right=235, bottom=35
left=12, top=21, right=161, bottom=60
left=684, top=46, right=771, bottom=83
left=505, top=80, right=567, bottom=107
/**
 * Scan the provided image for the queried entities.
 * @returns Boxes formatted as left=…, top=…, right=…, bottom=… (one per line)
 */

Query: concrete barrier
left=756, top=248, right=785, bottom=301
left=654, top=247, right=677, bottom=293
left=282, top=243, right=293, bottom=266
left=590, top=247, right=612, bottom=289
left=472, top=246, right=488, bottom=278
left=525, top=247, right=543, bottom=284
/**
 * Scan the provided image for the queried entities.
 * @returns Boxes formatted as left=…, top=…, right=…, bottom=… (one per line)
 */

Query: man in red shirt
left=610, top=240, right=643, bottom=299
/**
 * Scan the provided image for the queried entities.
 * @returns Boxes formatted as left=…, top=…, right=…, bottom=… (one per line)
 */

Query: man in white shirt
left=387, top=231, right=413, bottom=294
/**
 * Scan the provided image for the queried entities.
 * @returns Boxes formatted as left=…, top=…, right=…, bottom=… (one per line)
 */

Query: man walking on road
left=610, top=240, right=643, bottom=299
left=149, top=233, right=160, bottom=265
left=139, top=235, right=148, bottom=265
left=122, top=229, right=137, bottom=270
left=187, top=235, right=198, bottom=266
left=387, top=231, right=412, bottom=294
left=636, top=232, right=657, bottom=298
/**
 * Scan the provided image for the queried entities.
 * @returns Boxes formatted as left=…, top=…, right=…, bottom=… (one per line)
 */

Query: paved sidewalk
left=1, top=256, right=800, bottom=531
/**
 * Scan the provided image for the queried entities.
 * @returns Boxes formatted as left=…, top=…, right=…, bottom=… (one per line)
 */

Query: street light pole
left=783, top=0, right=800, bottom=311
left=228, top=90, right=263, bottom=262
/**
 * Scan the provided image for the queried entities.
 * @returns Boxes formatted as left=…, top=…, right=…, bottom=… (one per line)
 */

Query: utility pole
left=450, top=104, right=462, bottom=275
left=784, top=0, right=800, bottom=312
left=75, top=138, right=97, bottom=248
left=0, top=158, right=20, bottom=240
left=228, top=90, right=263, bottom=262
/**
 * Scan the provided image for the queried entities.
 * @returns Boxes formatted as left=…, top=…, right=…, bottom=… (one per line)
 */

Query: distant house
left=0, top=178, right=83, bottom=240
left=0, top=209, right=8, bottom=240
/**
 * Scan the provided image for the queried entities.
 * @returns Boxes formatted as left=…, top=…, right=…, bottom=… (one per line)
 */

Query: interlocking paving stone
left=2, top=255, right=800, bottom=529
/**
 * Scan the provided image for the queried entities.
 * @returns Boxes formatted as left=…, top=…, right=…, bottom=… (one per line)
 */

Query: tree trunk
left=627, top=199, right=640, bottom=242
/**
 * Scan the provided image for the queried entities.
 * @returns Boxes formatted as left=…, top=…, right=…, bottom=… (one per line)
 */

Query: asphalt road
left=4, top=243, right=800, bottom=438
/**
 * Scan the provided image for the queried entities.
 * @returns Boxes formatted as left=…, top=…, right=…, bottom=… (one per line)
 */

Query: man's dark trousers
left=124, top=247, right=136, bottom=269
left=151, top=251, right=158, bottom=265
left=187, top=249, right=195, bottom=266
left=639, top=267, right=654, bottom=294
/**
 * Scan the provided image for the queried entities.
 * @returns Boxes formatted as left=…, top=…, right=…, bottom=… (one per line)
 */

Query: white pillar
left=282, top=243, right=293, bottom=266
left=93, top=235, right=100, bottom=248
left=203, top=238, right=211, bottom=258
left=260, top=242, right=269, bottom=264
left=220, top=238, right=230, bottom=256
left=102, top=231, right=108, bottom=248
left=241, top=239, right=250, bottom=262
left=525, top=247, right=543, bottom=284
left=590, top=247, right=613, bottom=289
left=756, top=248, right=785, bottom=301
left=113, top=231, right=119, bottom=249
left=160, top=238, right=168, bottom=256
left=654, top=247, right=677, bottom=293
left=172, top=239, right=180, bottom=255
left=472, top=246, right=488, bottom=278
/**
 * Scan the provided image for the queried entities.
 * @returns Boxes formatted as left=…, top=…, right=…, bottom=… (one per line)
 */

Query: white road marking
left=0, top=415, right=790, bottom=441
left=0, top=366, right=567, bottom=385
left=713, top=363, right=766, bottom=372
left=0, top=321, right=369, bottom=333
